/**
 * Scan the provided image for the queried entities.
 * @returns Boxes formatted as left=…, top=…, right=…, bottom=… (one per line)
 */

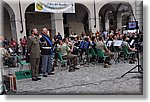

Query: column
left=117, top=12, right=122, bottom=30
left=0, top=1, right=3, bottom=82
left=135, top=1, right=143, bottom=31
left=99, top=16, right=102, bottom=31
left=0, top=1, right=2, bottom=37
left=89, top=17, right=100, bottom=33
left=14, top=18, right=26, bottom=43
left=10, top=15, right=17, bottom=40
left=51, top=13, right=64, bottom=38
left=105, top=19, right=109, bottom=31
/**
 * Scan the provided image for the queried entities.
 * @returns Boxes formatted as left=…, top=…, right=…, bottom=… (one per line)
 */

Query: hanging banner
left=35, top=0, right=75, bottom=13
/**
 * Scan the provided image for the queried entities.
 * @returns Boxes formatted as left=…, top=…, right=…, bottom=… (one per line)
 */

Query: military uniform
left=27, top=35, right=40, bottom=80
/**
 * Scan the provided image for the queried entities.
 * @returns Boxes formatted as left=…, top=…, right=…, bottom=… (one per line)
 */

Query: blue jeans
left=42, top=55, right=52, bottom=75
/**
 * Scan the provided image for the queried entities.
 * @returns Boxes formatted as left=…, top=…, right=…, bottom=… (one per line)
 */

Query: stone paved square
left=3, top=61, right=143, bottom=95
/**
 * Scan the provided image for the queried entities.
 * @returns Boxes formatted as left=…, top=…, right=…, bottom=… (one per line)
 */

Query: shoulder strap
left=42, top=35, right=53, bottom=46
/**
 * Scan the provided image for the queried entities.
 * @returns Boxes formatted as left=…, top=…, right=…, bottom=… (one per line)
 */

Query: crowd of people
left=0, top=36, right=27, bottom=67
left=0, top=28, right=143, bottom=81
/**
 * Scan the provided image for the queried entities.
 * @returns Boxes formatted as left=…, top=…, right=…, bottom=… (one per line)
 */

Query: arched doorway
left=63, top=3, right=90, bottom=37
left=99, top=3, right=115, bottom=32
left=117, top=3, right=133, bottom=32
left=25, top=3, right=52, bottom=38
left=99, top=2, right=133, bottom=33
left=3, top=2, right=17, bottom=41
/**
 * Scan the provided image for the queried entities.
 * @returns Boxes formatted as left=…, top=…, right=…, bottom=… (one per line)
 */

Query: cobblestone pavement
left=3, top=61, right=143, bottom=95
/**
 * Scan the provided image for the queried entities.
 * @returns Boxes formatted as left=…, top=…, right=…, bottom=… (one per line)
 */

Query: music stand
left=113, top=40, right=125, bottom=64
left=121, top=43, right=143, bottom=77
left=107, top=41, right=113, bottom=47
left=130, top=39, right=135, bottom=46
left=9, top=48, right=13, bottom=53
left=113, top=40, right=122, bottom=47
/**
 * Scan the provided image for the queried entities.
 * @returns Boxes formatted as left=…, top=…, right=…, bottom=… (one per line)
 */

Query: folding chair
left=16, top=55, right=29, bottom=70
left=88, top=48, right=97, bottom=64
left=112, top=45, right=125, bottom=64
left=57, top=52, right=71, bottom=71
left=122, top=45, right=135, bottom=60
left=96, top=48, right=108, bottom=63
left=88, top=48, right=97, bottom=57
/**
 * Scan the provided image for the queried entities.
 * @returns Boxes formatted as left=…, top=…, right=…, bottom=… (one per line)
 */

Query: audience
left=1, top=29, right=142, bottom=78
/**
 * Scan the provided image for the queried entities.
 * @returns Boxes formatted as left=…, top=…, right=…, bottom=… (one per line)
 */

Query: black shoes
left=43, top=75, right=48, bottom=77
left=61, top=64, right=66, bottom=67
left=32, top=77, right=41, bottom=81
left=43, top=72, right=55, bottom=77
left=73, top=66, right=80, bottom=70
left=37, top=78, right=41, bottom=80
left=129, top=60, right=135, bottom=64
left=32, top=78, right=38, bottom=81
left=107, top=62, right=112, bottom=65
left=68, top=68, right=75, bottom=72
left=48, top=73, right=55, bottom=75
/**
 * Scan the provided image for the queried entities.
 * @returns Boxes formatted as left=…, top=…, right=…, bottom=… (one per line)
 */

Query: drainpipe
left=94, top=0, right=96, bottom=28
left=19, top=0, right=24, bottom=33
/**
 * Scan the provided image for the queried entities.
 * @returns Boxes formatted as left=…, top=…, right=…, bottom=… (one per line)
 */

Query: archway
left=25, top=3, right=52, bottom=38
left=3, top=2, right=17, bottom=41
left=99, top=3, right=115, bottom=32
left=117, top=3, right=133, bottom=32
left=99, top=2, right=133, bottom=33
left=63, top=3, right=90, bottom=37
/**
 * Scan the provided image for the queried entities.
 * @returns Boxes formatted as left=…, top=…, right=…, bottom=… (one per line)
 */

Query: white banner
left=35, top=0, right=75, bottom=13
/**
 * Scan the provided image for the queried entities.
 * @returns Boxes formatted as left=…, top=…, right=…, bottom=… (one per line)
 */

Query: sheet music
left=113, top=40, right=123, bottom=46
left=9, top=48, right=13, bottom=53
left=130, top=39, right=135, bottom=45
left=107, top=41, right=113, bottom=47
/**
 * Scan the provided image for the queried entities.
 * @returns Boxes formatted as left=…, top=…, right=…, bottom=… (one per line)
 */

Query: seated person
left=83, top=37, right=91, bottom=54
left=72, top=36, right=80, bottom=55
left=78, top=37, right=91, bottom=61
left=59, top=38, right=79, bottom=72
left=96, top=36, right=114, bottom=67
left=0, top=46, right=16, bottom=67
left=122, top=36, right=137, bottom=62
left=90, top=36, right=97, bottom=62
left=106, top=33, right=113, bottom=44
left=122, top=36, right=137, bottom=52
left=91, top=36, right=97, bottom=53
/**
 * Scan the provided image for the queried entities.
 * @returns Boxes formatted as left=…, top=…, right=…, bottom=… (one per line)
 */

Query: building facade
left=2, top=0, right=143, bottom=42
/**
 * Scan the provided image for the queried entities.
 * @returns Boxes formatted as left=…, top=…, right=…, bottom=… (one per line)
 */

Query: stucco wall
left=3, top=0, right=142, bottom=42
